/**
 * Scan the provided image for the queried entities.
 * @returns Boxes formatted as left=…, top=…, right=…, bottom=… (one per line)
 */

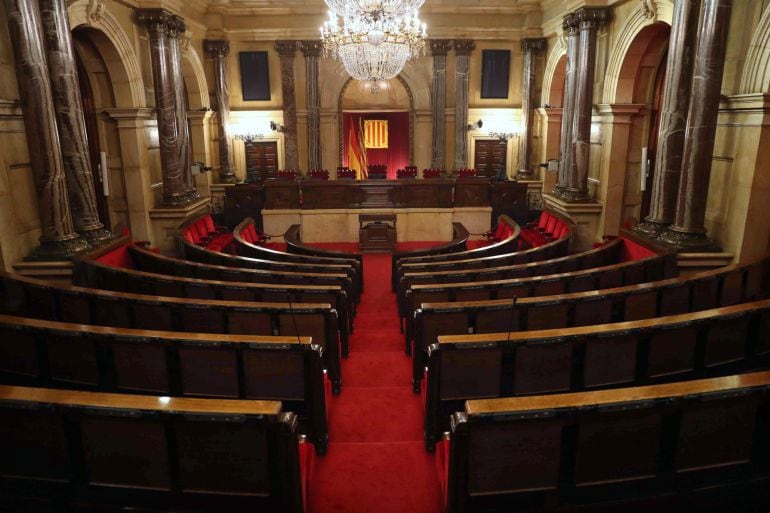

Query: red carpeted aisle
left=308, top=244, right=441, bottom=513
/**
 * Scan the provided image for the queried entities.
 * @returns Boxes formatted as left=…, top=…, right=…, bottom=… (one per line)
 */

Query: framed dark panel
left=481, top=49, right=511, bottom=99
left=239, top=51, right=271, bottom=101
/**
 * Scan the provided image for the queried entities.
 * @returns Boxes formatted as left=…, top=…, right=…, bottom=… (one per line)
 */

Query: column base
left=635, top=218, right=670, bottom=237
left=219, top=171, right=239, bottom=184
left=25, top=235, right=89, bottom=261
left=658, top=227, right=721, bottom=252
left=515, top=169, right=536, bottom=180
left=560, top=188, right=591, bottom=203
left=80, top=227, right=118, bottom=247
left=161, top=192, right=197, bottom=208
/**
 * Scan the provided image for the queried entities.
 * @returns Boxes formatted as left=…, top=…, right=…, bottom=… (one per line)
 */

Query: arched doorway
left=339, top=77, right=413, bottom=179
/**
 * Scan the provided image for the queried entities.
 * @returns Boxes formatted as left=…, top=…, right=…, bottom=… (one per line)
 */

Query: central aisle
left=309, top=251, right=441, bottom=513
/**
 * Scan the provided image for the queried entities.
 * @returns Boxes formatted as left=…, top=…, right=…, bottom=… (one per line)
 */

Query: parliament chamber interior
left=1, top=0, right=770, bottom=511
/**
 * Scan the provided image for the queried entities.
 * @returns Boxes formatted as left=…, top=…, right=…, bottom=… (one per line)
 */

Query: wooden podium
left=359, top=214, right=397, bottom=252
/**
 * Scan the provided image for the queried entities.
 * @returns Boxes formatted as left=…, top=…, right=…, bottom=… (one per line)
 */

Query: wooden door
left=246, top=141, right=279, bottom=181
left=640, top=58, right=667, bottom=219
left=474, top=140, right=507, bottom=178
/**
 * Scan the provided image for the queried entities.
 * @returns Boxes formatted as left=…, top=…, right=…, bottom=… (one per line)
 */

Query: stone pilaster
left=4, top=0, right=88, bottom=259
left=167, top=15, right=197, bottom=201
left=205, top=39, right=237, bottom=183
left=556, top=15, right=579, bottom=196
left=39, top=0, right=113, bottom=245
left=517, top=38, right=546, bottom=180
left=430, top=39, right=451, bottom=169
left=660, top=0, right=733, bottom=250
left=563, top=7, right=610, bottom=202
left=301, top=40, right=323, bottom=171
left=636, top=0, right=701, bottom=236
left=453, top=39, right=475, bottom=170
left=275, top=40, right=299, bottom=170
left=136, top=9, right=189, bottom=207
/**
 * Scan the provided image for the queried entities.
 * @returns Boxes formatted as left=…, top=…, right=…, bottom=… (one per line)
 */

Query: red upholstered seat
left=202, top=215, right=216, bottom=234
left=95, top=243, right=135, bottom=268
left=206, top=233, right=234, bottom=252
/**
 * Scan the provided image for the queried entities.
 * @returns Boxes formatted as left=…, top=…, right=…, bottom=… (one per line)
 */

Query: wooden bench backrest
left=423, top=298, right=770, bottom=450
left=0, top=385, right=304, bottom=513
left=445, top=371, right=770, bottom=513
left=0, top=313, right=329, bottom=451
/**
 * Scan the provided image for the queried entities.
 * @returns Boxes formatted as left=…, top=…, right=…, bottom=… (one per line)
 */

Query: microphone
left=506, top=295, right=517, bottom=344
left=287, top=292, right=303, bottom=345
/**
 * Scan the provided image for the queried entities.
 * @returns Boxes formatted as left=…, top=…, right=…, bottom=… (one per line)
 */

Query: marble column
left=453, top=40, right=475, bottom=170
left=563, top=7, right=610, bottom=202
left=555, top=15, right=579, bottom=196
left=39, top=0, right=113, bottom=246
left=661, top=0, right=733, bottom=250
left=430, top=40, right=451, bottom=169
left=517, top=38, right=546, bottom=180
left=275, top=41, right=299, bottom=171
left=636, top=0, right=701, bottom=236
left=205, top=39, right=237, bottom=183
left=167, top=15, right=197, bottom=201
left=136, top=9, right=187, bottom=206
left=301, top=40, right=323, bottom=171
left=4, top=0, right=87, bottom=258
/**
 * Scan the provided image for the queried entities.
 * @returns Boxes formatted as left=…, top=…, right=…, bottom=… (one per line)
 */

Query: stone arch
left=541, top=40, right=566, bottom=107
left=67, top=0, right=145, bottom=108
left=602, top=0, right=674, bottom=104
left=337, top=74, right=416, bottom=164
left=181, top=42, right=210, bottom=110
left=739, top=3, right=770, bottom=94
left=611, top=22, right=670, bottom=104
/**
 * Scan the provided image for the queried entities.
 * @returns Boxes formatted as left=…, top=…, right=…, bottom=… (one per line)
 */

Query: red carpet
left=309, top=245, right=441, bottom=513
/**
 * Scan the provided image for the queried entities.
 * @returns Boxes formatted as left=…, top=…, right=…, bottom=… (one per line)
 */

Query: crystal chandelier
left=324, top=0, right=425, bottom=16
left=320, top=2, right=427, bottom=82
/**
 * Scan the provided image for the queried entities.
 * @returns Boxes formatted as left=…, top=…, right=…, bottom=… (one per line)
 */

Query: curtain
left=344, top=112, right=409, bottom=179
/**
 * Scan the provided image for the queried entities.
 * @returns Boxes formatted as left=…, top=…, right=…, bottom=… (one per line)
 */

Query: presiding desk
left=224, top=178, right=527, bottom=244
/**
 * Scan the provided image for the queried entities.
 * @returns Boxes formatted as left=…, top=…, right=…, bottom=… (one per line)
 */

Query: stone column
left=517, top=38, right=546, bottom=180
left=555, top=15, right=579, bottom=196
left=661, top=0, right=733, bottom=250
left=301, top=40, right=323, bottom=171
left=204, top=39, right=237, bottom=183
left=636, top=0, right=701, bottom=236
left=275, top=41, right=299, bottom=171
left=430, top=39, right=451, bottom=169
left=167, top=15, right=197, bottom=201
left=453, top=40, right=475, bottom=170
left=39, top=0, right=113, bottom=246
left=563, top=7, right=610, bottom=202
left=4, top=0, right=87, bottom=258
left=136, top=9, right=187, bottom=206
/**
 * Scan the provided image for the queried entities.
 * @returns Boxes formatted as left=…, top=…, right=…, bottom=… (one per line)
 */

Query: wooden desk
left=359, top=214, right=397, bottom=252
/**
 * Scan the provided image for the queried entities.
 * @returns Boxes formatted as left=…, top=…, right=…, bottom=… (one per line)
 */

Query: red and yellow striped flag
left=364, top=119, right=389, bottom=149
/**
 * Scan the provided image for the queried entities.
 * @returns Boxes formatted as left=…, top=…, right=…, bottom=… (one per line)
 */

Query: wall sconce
left=270, top=121, right=286, bottom=133
left=466, top=119, right=483, bottom=131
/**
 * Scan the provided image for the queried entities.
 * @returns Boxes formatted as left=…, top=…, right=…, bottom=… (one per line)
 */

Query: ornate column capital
left=204, top=39, right=230, bottom=56
left=166, top=15, right=185, bottom=38
left=453, top=39, right=475, bottom=56
left=562, top=13, right=579, bottom=34
left=275, top=40, right=297, bottom=57
left=429, top=39, right=452, bottom=56
left=300, top=40, right=323, bottom=57
left=135, top=8, right=175, bottom=34
left=521, top=37, right=547, bottom=54
left=573, top=7, right=611, bottom=30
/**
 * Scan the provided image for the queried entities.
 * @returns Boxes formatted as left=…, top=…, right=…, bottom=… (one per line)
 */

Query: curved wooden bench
left=71, top=259, right=348, bottom=386
left=424, top=297, right=770, bottom=451
left=0, top=385, right=310, bottom=512
left=389, top=222, right=470, bottom=291
left=400, top=251, right=677, bottom=328
left=442, top=371, right=770, bottom=512
left=394, top=215, right=523, bottom=268
left=413, top=253, right=770, bottom=379
left=0, top=313, right=330, bottom=453
left=234, top=218, right=364, bottom=292
left=0, top=270, right=343, bottom=396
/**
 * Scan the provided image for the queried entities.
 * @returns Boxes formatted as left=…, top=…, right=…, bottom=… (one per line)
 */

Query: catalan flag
left=347, top=117, right=368, bottom=179
left=364, top=119, right=389, bottom=149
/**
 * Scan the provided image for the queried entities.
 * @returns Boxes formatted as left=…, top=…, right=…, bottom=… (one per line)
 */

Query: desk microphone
left=506, top=295, right=518, bottom=344
left=287, top=292, right=303, bottom=345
